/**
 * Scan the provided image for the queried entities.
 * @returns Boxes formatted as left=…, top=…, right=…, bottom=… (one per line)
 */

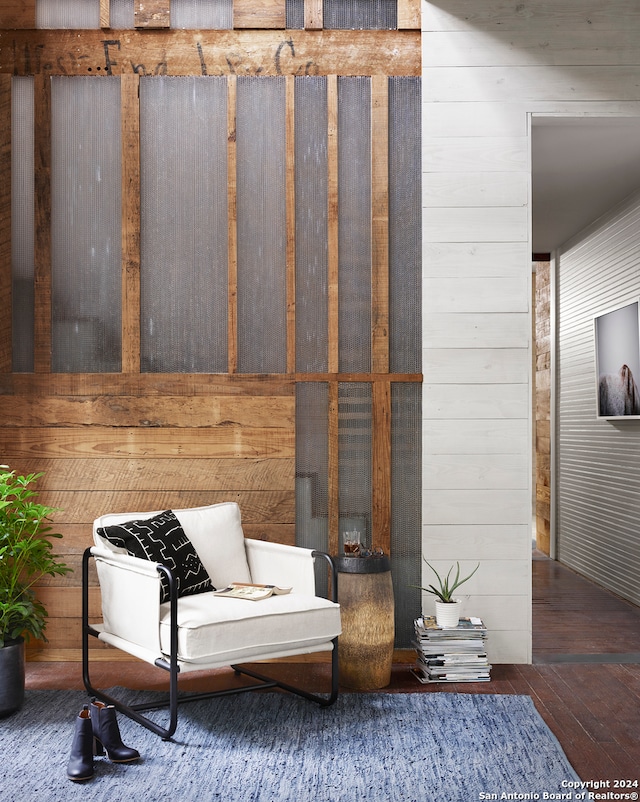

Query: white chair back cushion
left=93, top=502, right=252, bottom=590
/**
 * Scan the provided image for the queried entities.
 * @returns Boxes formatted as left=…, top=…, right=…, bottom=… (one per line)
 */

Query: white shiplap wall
left=422, top=0, right=640, bottom=662
left=556, top=192, right=640, bottom=607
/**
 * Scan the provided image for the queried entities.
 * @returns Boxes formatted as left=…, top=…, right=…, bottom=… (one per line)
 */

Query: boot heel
left=90, top=698, right=140, bottom=763
left=66, top=705, right=94, bottom=782
left=93, top=737, right=105, bottom=757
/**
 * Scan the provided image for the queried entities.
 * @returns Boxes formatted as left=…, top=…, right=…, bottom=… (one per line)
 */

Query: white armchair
left=82, top=502, right=341, bottom=739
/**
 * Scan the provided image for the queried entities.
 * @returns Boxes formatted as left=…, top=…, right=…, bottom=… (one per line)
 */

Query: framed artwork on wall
left=594, top=299, right=640, bottom=419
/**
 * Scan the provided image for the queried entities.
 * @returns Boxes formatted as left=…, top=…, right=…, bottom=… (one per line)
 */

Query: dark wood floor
left=25, top=552, right=640, bottom=785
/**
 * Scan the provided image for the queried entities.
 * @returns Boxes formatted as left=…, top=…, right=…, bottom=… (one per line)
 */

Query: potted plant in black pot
left=0, top=467, right=70, bottom=717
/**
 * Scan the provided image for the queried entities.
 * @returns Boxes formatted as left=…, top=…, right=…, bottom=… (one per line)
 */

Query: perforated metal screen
left=295, top=77, right=329, bottom=373
left=323, top=0, right=396, bottom=29
left=50, top=77, right=122, bottom=373
left=338, top=77, right=371, bottom=373
left=389, top=77, right=422, bottom=374
left=36, top=0, right=100, bottom=28
left=11, top=77, right=35, bottom=373
left=236, top=77, right=288, bottom=374
left=140, top=76, right=229, bottom=373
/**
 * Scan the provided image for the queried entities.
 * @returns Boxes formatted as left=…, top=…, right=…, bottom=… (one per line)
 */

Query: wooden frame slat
left=328, top=380, right=340, bottom=556
left=286, top=76, right=296, bottom=373
left=397, top=0, right=421, bottom=30
left=99, top=0, right=110, bottom=29
left=121, top=74, right=141, bottom=373
left=0, top=30, right=420, bottom=78
left=33, top=74, right=51, bottom=373
left=372, top=380, right=392, bottom=553
left=371, top=75, right=390, bottom=374
left=227, top=76, right=238, bottom=374
left=327, top=75, right=339, bottom=375
left=0, top=0, right=36, bottom=28
left=0, top=75, right=11, bottom=373
left=304, top=0, right=323, bottom=30
left=134, top=0, right=170, bottom=29
left=234, top=0, right=286, bottom=29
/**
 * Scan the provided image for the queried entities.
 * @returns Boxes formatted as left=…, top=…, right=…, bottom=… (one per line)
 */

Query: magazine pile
left=412, top=616, right=491, bottom=683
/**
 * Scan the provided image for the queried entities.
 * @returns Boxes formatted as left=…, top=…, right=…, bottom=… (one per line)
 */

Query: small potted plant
left=0, top=467, right=71, bottom=717
left=417, top=560, right=480, bottom=627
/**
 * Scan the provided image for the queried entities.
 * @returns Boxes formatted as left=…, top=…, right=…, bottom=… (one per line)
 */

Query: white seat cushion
left=160, top=592, right=341, bottom=665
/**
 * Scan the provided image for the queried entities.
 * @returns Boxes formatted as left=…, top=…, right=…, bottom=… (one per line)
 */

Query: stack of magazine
left=412, top=616, right=491, bottom=683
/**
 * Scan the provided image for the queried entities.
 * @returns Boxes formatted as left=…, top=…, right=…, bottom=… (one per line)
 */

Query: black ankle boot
left=67, top=705, right=94, bottom=782
left=90, top=698, right=140, bottom=763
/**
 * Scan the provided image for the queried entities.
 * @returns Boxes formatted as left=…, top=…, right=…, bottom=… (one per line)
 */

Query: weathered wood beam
left=397, top=0, right=420, bottom=30
left=33, top=74, right=51, bottom=373
left=0, top=75, right=11, bottom=372
left=0, top=0, right=35, bottom=28
left=121, top=73, right=141, bottom=373
left=304, top=0, right=323, bottom=31
left=234, top=0, right=286, bottom=29
left=0, top=30, right=420, bottom=77
left=371, top=75, right=389, bottom=374
left=134, top=0, right=170, bottom=29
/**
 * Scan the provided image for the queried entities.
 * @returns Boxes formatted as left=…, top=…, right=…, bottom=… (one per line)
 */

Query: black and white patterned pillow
left=96, top=510, right=214, bottom=603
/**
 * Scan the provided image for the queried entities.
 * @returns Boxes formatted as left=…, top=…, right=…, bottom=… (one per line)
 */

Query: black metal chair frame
left=82, top=547, right=339, bottom=740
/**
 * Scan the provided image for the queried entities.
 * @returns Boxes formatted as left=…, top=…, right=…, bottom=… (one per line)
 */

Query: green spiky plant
left=0, top=467, right=71, bottom=649
left=416, top=560, right=480, bottom=603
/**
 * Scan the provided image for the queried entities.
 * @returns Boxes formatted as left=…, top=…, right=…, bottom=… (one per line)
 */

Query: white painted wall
left=421, top=0, right=640, bottom=663
left=556, top=190, right=640, bottom=609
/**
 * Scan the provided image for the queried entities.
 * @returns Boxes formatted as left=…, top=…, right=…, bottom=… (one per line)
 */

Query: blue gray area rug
left=1, top=689, right=581, bottom=802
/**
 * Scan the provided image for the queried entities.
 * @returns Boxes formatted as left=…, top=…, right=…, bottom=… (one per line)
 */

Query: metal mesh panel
left=391, top=383, right=422, bottom=647
left=50, top=77, right=121, bottom=373
left=338, top=77, right=371, bottom=373
left=295, top=77, right=328, bottom=373
left=389, top=77, right=421, bottom=374
left=236, top=77, right=287, bottom=374
left=171, top=0, right=233, bottom=29
left=36, top=0, right=100, bottom=27
left=323, top=0, right=396, bottom=29
left=11, top=77, right=35, bottom=373
left=295, top=383, right=330, bottom=595
left=140, top=76, right=228, bottom=373
left=286, top=0, right=304, bottom=28
left=338, top=382, right=372, bottom=551
left=110, top=0, right=134, bottom=28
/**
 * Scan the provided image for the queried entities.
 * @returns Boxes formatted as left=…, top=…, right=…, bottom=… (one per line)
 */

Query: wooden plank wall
left=534, top=260, right=551, bottom=556
left=0, top=2, right=420, bottom=660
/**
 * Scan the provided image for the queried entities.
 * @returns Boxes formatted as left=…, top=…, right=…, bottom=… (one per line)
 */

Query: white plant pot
left=435, top=599, right=462, bottom=628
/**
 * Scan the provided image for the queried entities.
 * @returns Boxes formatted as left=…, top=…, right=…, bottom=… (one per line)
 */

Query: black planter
left=0, top=637, right=25, bottom=718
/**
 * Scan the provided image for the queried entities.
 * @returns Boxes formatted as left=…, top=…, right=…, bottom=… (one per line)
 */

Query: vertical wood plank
left=134, top=0, right=170, bottom=28
left=121, top=74, right=140, bottom=373
left=371, top=75, right=389, bottom=373
left=234, top=0, right=286, bottom=28
left=304, top=0, right=323, bottom=30
left=372, top=381, right=392, bottom=553
left=99, top=0, right=110, bottom=28
left=327, top=75, right=339, bottom=375
left=328, top=380, right=340, bottom=556
left=397, top=0, right=420, bottom=30
left=227, top=76, right=238, bottom=374
left=33, top=74, right=51, bottom=374
left=0, top=76, right=11, bottom=373
left=286, top=76, right=296, bottom=373
left=0, top=0, right=36, bottom=27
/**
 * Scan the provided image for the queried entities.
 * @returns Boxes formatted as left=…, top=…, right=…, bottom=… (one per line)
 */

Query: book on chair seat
left=213, top=582, right=293, bottom=601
